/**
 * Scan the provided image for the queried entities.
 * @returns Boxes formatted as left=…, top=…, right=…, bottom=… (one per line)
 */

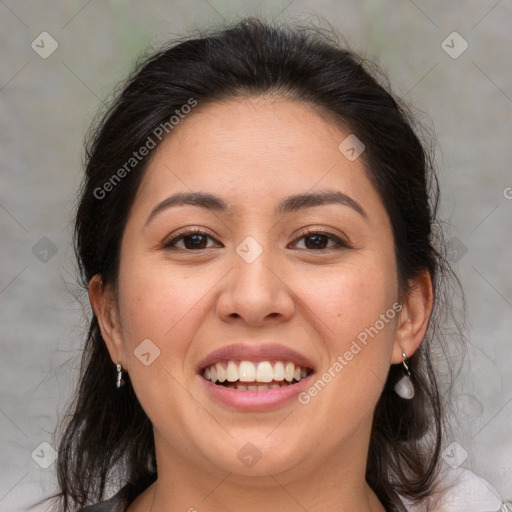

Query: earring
left=116, top=362, right=125, bottom=389
left=394, top=349, right=414, bottom=399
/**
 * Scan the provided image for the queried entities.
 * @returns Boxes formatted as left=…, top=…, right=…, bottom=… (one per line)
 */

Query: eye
left=163, top=228, right=349, bottom=251
left=290, top=230, right=349, bottom=250
left=163, top=229, right=221, bottom=250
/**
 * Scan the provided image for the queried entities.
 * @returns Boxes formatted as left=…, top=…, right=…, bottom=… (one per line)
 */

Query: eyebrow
left=144, top=189, right=367, bottom=226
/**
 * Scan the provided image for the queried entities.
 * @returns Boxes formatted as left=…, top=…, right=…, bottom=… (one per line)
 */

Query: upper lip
left=196, top=343, right=316, bottom=373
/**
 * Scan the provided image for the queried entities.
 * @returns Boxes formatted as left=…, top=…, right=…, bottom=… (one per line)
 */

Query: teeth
left=223, top=381, right=296, bottom=390
left=202, top=360, right=311, bottom=386
left=239, top=361, right=256, bottom=382
left=215, top=362, right=226, bottom=383
left=284, top=362, right=294, bottom=382
left=273, top=361, right=285, bottom=380
left=226, top=361, right=238, bottom=382
left=256, top=361, right=274, bottom=382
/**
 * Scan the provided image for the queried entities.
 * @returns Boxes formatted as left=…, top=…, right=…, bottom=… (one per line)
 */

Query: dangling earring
left=394, top=349, right=414, bottom=399
left=116, top=362, right=125, bottom=389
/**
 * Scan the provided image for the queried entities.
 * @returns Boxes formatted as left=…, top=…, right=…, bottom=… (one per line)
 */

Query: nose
left=216, top=244, right=295, bottom=327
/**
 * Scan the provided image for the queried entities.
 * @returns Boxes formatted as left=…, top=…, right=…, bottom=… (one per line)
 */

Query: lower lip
left=198, top=374, right=314, bottom=411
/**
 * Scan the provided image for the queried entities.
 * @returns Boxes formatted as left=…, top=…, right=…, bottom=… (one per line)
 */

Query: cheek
left=303, top=256, right=398, bottom=344
left=115, top=261, right=208, bottom=426
left=116, top=261, right=203, bottom=367
left=116, top=256, right=236, bottom=380
left=299, top=255, right=398, bottom=412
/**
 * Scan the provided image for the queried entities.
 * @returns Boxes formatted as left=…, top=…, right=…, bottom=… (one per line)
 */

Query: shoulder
left=77, top=480, right=143, bottom=512
left=400, top=466, right=511, bottom=512
left=75, top=474, right=156, bottom=512
left=78, top=501, right=118, bottom=512
left=77, top=491, right=126, bottom=512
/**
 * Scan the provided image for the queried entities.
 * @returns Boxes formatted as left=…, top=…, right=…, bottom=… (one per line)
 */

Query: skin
left=90, top=96, right=433, bottom=512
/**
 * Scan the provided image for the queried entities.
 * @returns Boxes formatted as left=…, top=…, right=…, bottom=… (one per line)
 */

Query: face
left=94, top=96, right=419, bottom=483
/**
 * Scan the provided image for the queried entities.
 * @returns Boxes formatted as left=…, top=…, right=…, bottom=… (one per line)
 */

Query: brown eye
left=164, top=230, right=220, bottom=250
left=291, top=231, right=348, bottom=251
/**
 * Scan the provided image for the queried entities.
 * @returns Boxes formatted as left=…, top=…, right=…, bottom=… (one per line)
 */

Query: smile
left=202, top=360, right=313, bottom=390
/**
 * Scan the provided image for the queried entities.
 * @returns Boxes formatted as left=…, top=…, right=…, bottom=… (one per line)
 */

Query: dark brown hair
left=46, top=17, right=461, bottom=512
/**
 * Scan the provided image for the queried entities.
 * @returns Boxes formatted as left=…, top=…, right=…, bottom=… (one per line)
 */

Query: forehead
left=132, top=96, right=384, bottom=222
left=161, top=96, right=350, bottom=166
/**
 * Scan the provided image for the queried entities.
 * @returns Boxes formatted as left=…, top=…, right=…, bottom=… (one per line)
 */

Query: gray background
left=1, top=1, right=511, bottom=510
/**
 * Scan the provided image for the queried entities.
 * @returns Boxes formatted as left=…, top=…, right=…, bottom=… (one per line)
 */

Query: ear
left=391, top=269, right=434, bottom=364
left=89, top=274, right=125, bottom=367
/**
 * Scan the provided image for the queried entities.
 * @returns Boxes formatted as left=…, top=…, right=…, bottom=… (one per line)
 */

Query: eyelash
left=163, top=228, right=349, bottom=252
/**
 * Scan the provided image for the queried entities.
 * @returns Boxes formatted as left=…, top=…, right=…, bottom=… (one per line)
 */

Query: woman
left=43, top=17, right=508, bottom=512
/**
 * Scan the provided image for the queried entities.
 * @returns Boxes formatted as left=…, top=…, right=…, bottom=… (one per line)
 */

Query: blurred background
left=1, top=1, right=511, bottom=510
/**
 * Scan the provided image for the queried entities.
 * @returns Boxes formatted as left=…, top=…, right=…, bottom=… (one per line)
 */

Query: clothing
left=75, top=467, right=510, bottom=512
left=401, top=467, right=511, bottom=512
left=78, top=478, right=145, bottom=512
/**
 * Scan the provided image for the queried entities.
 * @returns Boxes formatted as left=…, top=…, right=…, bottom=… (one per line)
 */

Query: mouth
left=196, top=343, right=316, bottom=409
left=201, top=360, right=314, bottom=391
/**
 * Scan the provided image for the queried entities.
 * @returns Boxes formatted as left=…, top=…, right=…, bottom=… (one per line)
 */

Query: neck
left=129, top=432, right=387, bottom=512
left=143, top=475, right=386, bottom=512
